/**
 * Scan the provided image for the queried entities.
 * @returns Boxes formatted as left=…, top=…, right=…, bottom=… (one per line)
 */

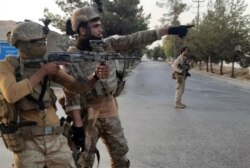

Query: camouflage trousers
left=175, top=74, right=186, bottom=104
left=13, top=134, right=76, bottom=168
left=77, top=116, right=129, bottom=168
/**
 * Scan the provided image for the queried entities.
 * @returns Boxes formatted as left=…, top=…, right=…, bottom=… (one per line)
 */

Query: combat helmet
left=71, top=6, right=100, bottom=33
left=9, top=21, right=47, bottom=47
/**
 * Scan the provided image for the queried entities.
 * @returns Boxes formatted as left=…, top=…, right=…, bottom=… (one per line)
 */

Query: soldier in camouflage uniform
left=64, top=6, right=192, bottom=168
left=172, top=47, right=191, bottom=109
left=0, top=20, right=91, bottom=168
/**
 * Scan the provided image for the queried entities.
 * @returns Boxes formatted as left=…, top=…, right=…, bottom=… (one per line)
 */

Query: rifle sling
left=26, top=76, right=48, bottom=111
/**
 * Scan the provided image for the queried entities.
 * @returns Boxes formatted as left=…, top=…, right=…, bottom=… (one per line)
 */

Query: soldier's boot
left=112, top=158, right=130, bottom=168
left=179, top=102, right=186, bottom=107
left=175, top=102, right=185, bottom=109
left=175, top=91, right=185, bottom=108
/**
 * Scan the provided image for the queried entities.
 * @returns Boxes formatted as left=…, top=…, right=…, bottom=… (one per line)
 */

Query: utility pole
left=192, top=0, right=205, bottom=26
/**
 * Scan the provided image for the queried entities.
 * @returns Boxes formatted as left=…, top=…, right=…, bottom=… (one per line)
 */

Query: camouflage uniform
left=0, top=21, right=87, bottom=168
left=172, top=54, right=190, bottom=108
left=64, top=28, right=168, bottom=168
left=65, top=6, right=192, bottom=168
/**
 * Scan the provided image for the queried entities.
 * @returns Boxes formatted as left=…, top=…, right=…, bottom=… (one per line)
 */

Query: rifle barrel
left=21, top=51, right=137, bottom=64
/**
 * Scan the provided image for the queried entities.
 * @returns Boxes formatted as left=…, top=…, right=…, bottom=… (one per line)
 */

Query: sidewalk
left=191, top=69, right=250, bottom=90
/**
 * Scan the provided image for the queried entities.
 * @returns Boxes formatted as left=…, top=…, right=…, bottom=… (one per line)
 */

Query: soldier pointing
left=63, top=6, right=193, bottom=168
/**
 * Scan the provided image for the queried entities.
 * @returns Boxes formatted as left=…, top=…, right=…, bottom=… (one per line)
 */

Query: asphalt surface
left=1, top=57, right=250, bottom=168
left=95, top=57, right=250, bottom=168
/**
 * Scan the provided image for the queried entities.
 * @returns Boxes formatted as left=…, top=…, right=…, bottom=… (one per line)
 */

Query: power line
left=192, top=0, right=205, bottom=26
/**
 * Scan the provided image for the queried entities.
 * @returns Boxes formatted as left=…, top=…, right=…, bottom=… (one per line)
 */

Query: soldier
left=172, top=46, right=191, bottom=109
left=64, top=6, right=193, bottom=168
left=0, top=20, right=93, bottom=168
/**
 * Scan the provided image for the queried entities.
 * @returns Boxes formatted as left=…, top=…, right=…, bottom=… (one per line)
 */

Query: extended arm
left=106, top=25, right=194, bottom=53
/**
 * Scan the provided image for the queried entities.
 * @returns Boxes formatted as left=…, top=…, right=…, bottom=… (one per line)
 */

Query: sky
left=1, top=0, right=250, bottom=30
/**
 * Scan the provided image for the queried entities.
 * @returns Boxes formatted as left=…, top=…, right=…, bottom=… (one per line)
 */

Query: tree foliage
left=156, top=0, right=188, bottom=25
left=185, top=0, right=250, bottom=75
left=157, top=0, right=189, bottom=61
left=43, top=0, right=150, bottom=37
left=101, top=0, right=150, bottom=36
left=145, top=45, right=166, bottom=61
left=43, top=0, right=150, bottom=57
left=44, top=0, right=88, bottom=32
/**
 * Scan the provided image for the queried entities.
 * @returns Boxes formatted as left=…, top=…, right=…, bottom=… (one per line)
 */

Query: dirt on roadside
left=194, top=65, right=250, bottom=81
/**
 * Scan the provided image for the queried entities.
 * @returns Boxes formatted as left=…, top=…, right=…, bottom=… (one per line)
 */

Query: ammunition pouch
left=2, top=129, right=24, bottom=153
left=0, top=92, right=22, bottom=152
left=86, top=77, right=125, bottom=99
left=60, top=116, right=73, bottom=139
left=0, top=93, right=16, bottom=124
left=0, top=123, right=24, bottom=152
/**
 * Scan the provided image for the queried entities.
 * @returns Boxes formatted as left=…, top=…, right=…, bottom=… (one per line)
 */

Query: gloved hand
left=168, top=25, right=194, bottom=38
left=72, top=126, right=85, bottom=151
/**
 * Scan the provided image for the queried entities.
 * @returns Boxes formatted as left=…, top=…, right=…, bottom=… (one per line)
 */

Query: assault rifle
left=178, top=63, right=191, bottom=78
left=20, top=50, right=135, bottom=75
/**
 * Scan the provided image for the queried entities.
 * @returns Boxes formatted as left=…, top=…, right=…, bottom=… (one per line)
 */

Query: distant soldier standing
left=172, top=47, right=191, bottom=108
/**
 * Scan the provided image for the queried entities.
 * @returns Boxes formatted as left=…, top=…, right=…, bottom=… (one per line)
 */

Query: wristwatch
left=93, top=71, right=99, bottom=80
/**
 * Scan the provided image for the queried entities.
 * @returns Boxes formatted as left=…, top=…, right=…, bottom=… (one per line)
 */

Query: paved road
left=1, top=57, right=250, bottom=168
left=95, top=57, right=250, bottom=168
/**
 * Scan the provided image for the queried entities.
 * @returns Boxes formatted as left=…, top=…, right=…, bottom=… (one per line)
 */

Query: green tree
left=101, top=0, right=150, bottom=36
left=44, top=0, right=150, bottom=58
left=44, top=0, right=150, bottom=37
left=156, top=0, right=188, bottom=26
left=43, top=0, right=89, bottom=32
left=226, top=0, right=250, bottom=77
left=157, top=0, right=189, bottom=61
left=162, top=36, right=173, bottom=59
left=145, top=49, right=153, bottom=59
left=188, top=0, right=250, bottom=77
left=145, top=46, right=165, bottom=61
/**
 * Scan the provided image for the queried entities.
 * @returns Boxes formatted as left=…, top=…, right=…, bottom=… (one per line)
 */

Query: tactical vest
left=67, top=46, right=121, bottom=99
left=0, top=56, right=62, bottom=153
left=18, top=65, right=57, bottom=111
left=0, top=56, right=57, bottom=124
